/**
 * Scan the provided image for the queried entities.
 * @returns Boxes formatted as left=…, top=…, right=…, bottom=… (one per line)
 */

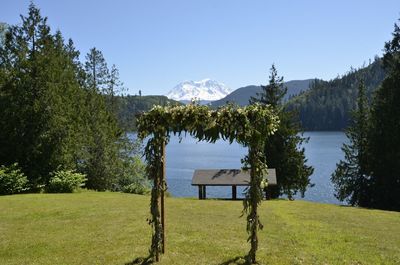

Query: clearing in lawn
left=0, top=191, right=399, bottom=265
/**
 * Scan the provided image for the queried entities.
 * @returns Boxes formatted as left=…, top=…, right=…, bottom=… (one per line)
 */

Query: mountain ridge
left=211, top=79, right=314, bottom=107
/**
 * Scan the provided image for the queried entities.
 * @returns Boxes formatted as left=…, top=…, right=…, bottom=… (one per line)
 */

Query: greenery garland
left=137, top=103, right=279, bottom=263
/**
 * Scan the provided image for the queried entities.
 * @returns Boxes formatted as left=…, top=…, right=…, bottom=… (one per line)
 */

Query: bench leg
left=232, top=185, right=237, bottom=200
left=203, top=186, right=206, bottom=199
left=265, top=188, right=271, bottom=200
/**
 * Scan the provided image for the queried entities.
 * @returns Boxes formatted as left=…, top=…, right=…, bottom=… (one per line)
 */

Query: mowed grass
left=1, top=192, right=399, bottom=265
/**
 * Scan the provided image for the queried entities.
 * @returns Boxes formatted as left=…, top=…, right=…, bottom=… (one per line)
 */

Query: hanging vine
left=137, top=103, right=279, bottom=263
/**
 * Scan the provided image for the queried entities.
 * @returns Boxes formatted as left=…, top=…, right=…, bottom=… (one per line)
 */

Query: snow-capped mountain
left=166, top=79, right=232, bottom=102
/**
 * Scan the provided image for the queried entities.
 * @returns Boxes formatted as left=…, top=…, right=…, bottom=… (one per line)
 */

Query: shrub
left=122, top=180, right=150, bottom=195
left=0, top=163, right=29, bottom=195
left=114, top=154, right=150, bottom=195
left=47, top=170, right=87, bottom=193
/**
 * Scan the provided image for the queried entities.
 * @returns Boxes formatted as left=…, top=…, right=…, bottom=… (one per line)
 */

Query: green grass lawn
left=1, top=192, right=399, bottom=265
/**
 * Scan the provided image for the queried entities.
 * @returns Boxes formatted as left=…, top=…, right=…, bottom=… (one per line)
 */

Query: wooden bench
left=191, top=169, right=277, bottom=200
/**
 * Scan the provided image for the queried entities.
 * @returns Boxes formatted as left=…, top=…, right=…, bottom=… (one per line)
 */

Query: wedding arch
left=137, top=103, right=279, bottom=264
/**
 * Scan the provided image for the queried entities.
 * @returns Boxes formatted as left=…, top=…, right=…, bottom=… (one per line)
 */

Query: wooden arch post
left=161, top=140, right=166, bottom=254
left=156, top=139, right=166, bottom=262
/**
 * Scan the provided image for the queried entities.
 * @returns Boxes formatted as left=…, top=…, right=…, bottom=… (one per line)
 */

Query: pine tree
left=85, top=47, right=109, bottom=92
left=0, top=3, right=147, bottom=193
left=0, top=4, right=51, bottom=183
left=331, top=80, right=370, bottom=206
left=0, top=22, right=8, bottom=46
left=0, top=4, right=84, bottom=185
left=367, top=20, right=400, bottom=210
left=106, top=64, right=124, bottom=115
left=250, top=64, right=287, bottom=107
left=82, top=49, right=121, bottom=190
left=250, top=64, right=314, bottom=199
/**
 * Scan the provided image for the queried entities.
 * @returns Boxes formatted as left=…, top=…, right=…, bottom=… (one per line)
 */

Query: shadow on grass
left=218, top=255, right=257, bottom=265
left=124, top=256, right=153, bottom=265
left=124, top=255, right=261, bottom=265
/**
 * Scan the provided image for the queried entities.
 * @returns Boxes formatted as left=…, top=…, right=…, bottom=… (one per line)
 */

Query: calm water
left=137, top=132, right=347, bottom=204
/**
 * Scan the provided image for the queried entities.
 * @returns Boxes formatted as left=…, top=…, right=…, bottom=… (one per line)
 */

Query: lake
left=137, top=131, right=347, bottom=204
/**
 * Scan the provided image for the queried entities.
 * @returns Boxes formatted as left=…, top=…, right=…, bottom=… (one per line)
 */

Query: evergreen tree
left=82, top=49, right=121, bottom=190
left=331, top=80, right=370, bottom=206
left=0, top=3, right=147, bottom=193
left=367, top=20, right=400, bottom=210
left=0, top=22, right=8, bottom=46
left=85, top=47, right=109, bottom=92
left=106, top=64, right=124, bottom=116
left=250, top=64, right=314, bottom=199
left=251, top=64, right=287, bottom=108
left=0, top=4, right=86, bottom=185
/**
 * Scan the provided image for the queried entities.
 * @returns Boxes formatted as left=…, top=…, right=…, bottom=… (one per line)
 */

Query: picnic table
left=191, top=169, right=277, bottom=200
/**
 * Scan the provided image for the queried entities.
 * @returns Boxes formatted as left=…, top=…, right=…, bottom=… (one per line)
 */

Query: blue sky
left=1, top=0, right=399, bottom=95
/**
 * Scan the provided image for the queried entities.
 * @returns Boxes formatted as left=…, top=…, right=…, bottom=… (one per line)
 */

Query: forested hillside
left=286, top=58, right=386, bottom=130
left=211, top=60, right=385, bottom=131
left=211, top=79, right=313, bottom=107
left=115, top=95, right=181, bottom=131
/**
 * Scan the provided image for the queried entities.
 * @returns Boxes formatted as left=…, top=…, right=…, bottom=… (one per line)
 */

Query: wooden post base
left=232, top=185, right=237, bottom=200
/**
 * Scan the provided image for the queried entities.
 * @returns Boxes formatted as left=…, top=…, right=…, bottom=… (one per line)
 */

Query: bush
left=0, top=163, right=29, bottom=195
left=47, top=170, right=87, bottom=193
left=114, top=153, right=150, bottom=195
left=122, top=180, right=150, bottom=195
